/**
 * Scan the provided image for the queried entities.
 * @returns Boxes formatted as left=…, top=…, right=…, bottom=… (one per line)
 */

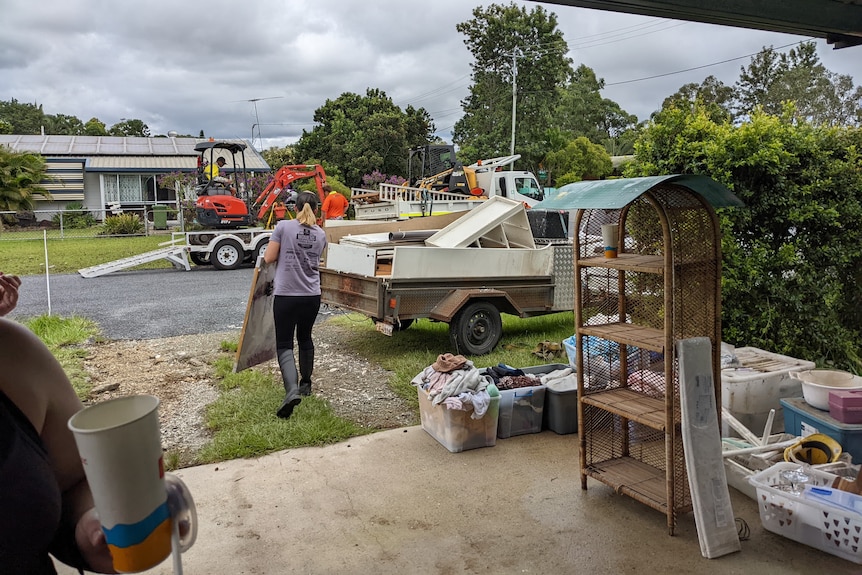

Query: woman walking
left=263, top=191, right=328, bottom=418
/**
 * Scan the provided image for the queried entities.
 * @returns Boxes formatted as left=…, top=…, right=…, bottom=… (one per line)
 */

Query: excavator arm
left=254, top=164, right=327, bottom=222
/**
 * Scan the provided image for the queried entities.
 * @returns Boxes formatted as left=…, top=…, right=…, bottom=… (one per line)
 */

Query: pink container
left=829, top=389, right=862, bottom=424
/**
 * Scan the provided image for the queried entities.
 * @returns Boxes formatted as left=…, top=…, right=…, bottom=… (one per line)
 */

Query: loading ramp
left=78, top=245, right=190, bottom=278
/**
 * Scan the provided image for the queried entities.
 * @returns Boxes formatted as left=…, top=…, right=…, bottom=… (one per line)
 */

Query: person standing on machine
left=262, top=191, right=327, bottom=418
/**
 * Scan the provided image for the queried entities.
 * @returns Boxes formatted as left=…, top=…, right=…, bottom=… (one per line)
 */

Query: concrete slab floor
left=57, top=428, right=861, bottom=574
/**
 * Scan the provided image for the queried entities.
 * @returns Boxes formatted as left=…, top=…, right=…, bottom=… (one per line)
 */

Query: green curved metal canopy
left=532, top=174, right=744, bottom=210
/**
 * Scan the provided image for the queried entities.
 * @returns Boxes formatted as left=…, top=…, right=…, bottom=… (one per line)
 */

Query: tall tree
left=294, top=89, right=433, bottom=186
left=84, top=118, right=108, bottom=136
left=109, top=119, right=151, bottom=137
left=734, top=41, right=862, bottom=126
left=453, top=3, right=572, bottom=172
left=45, top=113, right=85, bottom=135
left=0, top=99, right=46, bottom=134
left=543, top=135, right=612, bottom=186
left=555, top=64, right=638, bottom=155
left=658, top=75, right=734, bottom=123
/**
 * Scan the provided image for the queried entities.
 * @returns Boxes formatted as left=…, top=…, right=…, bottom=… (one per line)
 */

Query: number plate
left=375, top=321, right=394, bottom=336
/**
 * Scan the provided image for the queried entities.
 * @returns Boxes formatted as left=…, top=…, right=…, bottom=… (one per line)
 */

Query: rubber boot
left=276, top=349, right=301, bottom=419
left=298, top=347, right=314, bottom=396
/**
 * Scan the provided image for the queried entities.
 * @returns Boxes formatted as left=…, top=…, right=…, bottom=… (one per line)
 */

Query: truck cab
left=467, top=156, right=544, bottom=207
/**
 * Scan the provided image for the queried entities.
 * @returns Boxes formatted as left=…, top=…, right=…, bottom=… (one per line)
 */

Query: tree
left=626, top=102, right=862, bottom=370
left=734, top=42, right=862, bottom=126
left=45, top=113, right=85, bottom=135
left=658, top=75, right=734, bottom=123
left=543, top=136, right=612, bottom=186
left=0, top=99, right=46, bottom=134
left=84, top=118, right=108, bottom=136
left=554, top=65, right=638, bottom=155
left=294, top=89, right=433, bottom=186
left=109, top=119, right=151, bottom=137
left=0, top=120, right=11, bottom=135
left=0, top=146, right=51, bottom=221
left=453, top=3, right=572, bottom=172
left=261, top=145, right=298, bottom=170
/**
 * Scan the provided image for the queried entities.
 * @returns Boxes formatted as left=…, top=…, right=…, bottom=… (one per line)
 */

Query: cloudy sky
left=2, top=0, right=860, bottom=150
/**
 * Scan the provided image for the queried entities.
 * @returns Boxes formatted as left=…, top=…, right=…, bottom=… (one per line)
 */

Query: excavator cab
left=193, top=141, right=254, bottom=228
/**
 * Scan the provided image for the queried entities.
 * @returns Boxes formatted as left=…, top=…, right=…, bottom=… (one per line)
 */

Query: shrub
left=53, top=201, right=96, bottom=229
left=100, top=213, right=145, bottom=236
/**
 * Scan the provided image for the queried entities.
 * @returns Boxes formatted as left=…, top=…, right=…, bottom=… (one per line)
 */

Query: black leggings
left=273, top=295, right=321, bottom=351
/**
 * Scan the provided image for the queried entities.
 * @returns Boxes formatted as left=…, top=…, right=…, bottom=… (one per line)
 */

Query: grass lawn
left=0, top=235, right=176, bottom=275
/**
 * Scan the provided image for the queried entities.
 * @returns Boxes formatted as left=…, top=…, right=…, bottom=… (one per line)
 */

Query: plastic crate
left=781, top=397, right=862, bottom=463
left=417, top=387, right=500, bottom=453
left=721, top=347, right=816, bottom=437
left=544, top=380, right=578, bottom=435
left=497, top=385, right=546, bottom=438
left=748, top=462, right=862, bottom=563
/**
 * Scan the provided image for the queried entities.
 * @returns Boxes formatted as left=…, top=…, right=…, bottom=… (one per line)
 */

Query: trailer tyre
left=449, top=301, right=502, bottom=356
left=211, top=239, right=244, bottom=270
left=252, top=239, right=269, bottom=265
left=190, top=252, right=211, bottom=266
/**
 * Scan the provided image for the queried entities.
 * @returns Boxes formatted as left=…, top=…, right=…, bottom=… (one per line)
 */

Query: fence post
left=43, top=230, right=52, bottom=315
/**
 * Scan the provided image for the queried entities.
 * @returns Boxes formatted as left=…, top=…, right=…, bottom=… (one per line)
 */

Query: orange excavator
left=194, top=140, right=327, bottom=229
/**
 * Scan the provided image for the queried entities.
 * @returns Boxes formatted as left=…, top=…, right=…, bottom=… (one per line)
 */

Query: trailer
left=78, top=228, right=272, bottom=278
left=320, top=197, right=574, bottom=355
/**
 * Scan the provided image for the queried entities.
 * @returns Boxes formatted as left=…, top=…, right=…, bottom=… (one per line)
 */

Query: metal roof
left=0, top=135, right=270, bottom=171
left=532, top=174, right=745, bottom=210
left=537, top=0, right=862, bottom=48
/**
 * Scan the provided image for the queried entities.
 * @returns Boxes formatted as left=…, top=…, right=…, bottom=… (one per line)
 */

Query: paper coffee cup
left=69, top=395, right=171, bottom=573
left=601, top=224, right=619, bottom=258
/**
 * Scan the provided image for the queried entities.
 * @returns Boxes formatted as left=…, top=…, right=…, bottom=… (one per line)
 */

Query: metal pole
left=509, top=49, right=518, bottom=170
left=43, top=229, right=51, bottom=316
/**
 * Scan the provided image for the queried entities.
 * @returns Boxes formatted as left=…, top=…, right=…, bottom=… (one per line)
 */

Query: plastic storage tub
left=781, top=397, right=862, bottom=463
left=417, top=387, right=500, bottom=453
left=748, top=462, right=862, bottom=563
left=544, top=379, right=578, bottom=435
left=497, top=385, right=546, bottom=438
left=721, top=347, right=815, bottom=437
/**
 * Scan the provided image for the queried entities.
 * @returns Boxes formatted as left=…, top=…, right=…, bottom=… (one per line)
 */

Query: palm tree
left=0, top=146, right=52, bottom=228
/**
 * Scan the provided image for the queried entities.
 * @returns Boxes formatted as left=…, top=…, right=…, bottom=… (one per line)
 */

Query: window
left=514, top=177, right=544, bottom=202
left=102, top=174, right=150, bottom=204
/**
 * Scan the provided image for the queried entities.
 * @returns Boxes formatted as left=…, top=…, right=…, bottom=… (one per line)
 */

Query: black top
left=0, top=389, right=64, bottom=574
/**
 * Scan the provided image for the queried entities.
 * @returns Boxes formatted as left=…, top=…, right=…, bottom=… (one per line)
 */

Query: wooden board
left=677, top=337, right=741, bottom=559
left=234, top=260, right=277, bottom=372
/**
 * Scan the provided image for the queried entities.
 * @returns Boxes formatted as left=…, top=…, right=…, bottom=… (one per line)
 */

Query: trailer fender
left=428, top=288, right=518, bottom=322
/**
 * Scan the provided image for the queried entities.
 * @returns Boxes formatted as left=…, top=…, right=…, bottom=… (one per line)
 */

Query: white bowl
left=792, top=369, right=862, bottom=410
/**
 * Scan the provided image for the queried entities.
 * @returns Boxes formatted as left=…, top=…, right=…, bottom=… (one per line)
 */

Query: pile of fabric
left=411, top=353, right=494, bottom=419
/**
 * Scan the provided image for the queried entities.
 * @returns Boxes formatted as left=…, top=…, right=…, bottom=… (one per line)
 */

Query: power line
left=604, top=38, right=812, bottom=86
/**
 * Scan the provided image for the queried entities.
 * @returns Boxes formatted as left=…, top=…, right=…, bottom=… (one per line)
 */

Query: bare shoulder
left=0, top=318, right=82, bottom=433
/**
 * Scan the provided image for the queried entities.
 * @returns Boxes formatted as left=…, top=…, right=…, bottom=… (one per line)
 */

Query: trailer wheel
left=251, top=239, right=269, bottom=265
left=211, top=239, right=244, bottom=270
left=449, top=301, right=502, bottom=356
left=190, top=252, right=211, bottom=266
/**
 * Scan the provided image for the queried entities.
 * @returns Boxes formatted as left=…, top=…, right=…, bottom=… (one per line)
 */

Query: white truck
left=320, top=197, right=573, bottom=355
left=351, top=155, right=545, bottom=221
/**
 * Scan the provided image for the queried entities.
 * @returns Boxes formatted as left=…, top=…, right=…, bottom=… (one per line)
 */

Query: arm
left=263, top=239, right=281, bottom=264
left=0, top=272, right=21, bottom=316
left=0, top=319, right=116, bottom=573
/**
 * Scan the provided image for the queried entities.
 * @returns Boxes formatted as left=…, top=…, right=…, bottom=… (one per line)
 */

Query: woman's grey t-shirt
left=270, top=219, right=327, bottom=296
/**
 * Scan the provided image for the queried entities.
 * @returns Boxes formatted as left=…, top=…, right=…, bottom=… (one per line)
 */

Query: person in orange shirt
left=321, top=185, right=349, bottom=220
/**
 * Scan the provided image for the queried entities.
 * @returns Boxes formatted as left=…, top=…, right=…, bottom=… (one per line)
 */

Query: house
left=0, top=135, right=271, bottom=216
